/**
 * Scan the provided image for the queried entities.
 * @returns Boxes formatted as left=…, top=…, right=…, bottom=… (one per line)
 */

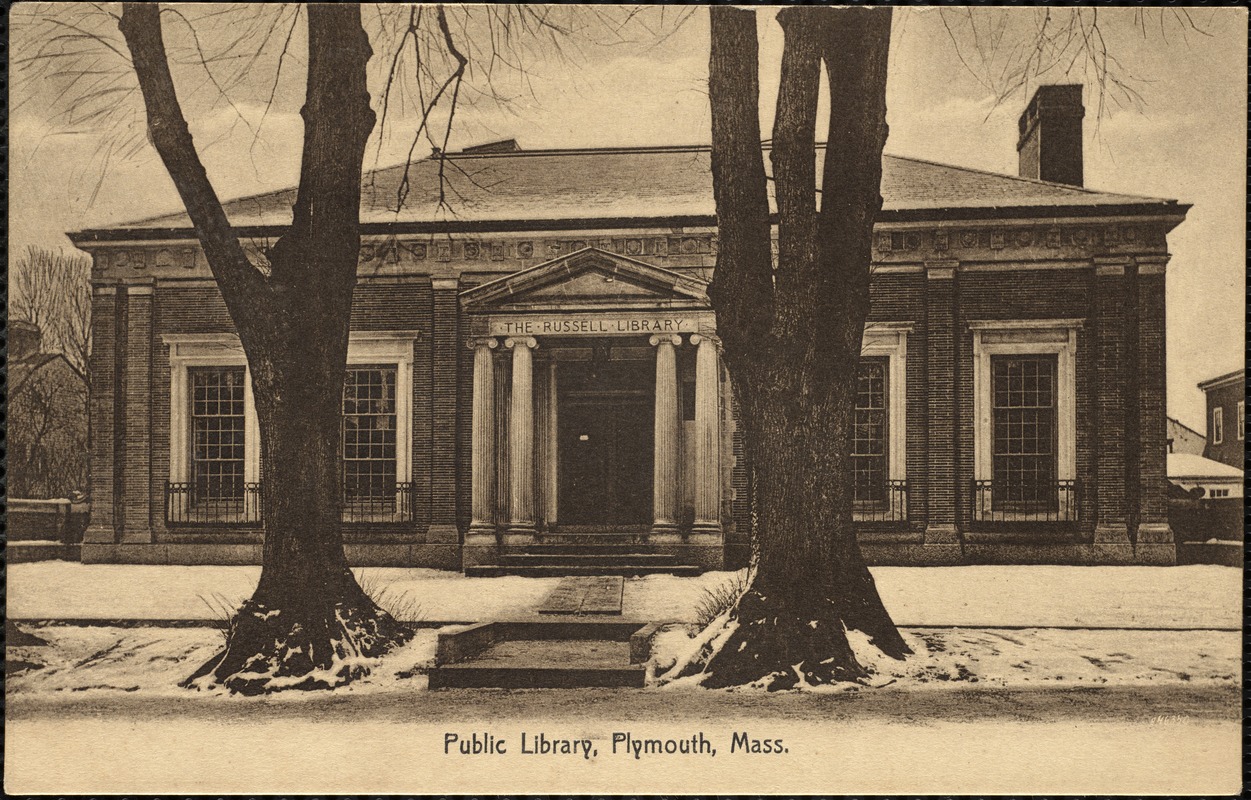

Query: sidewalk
left=6, top=562, right=1242, bottom=628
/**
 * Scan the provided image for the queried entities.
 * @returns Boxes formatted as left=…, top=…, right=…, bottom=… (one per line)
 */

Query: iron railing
left=853, top=480, right=909, bottom=523
left=973, top=479, right=1077, bottom=524
left=165, top=481, right=262, bottom=526
left=165, top=480, right=415, bottom=525
left=342, top=481, right=415, bottom=523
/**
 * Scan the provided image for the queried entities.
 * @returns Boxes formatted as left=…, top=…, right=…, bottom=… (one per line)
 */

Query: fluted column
left=505, top=336, right=538, bottom=540
left=691, top=334, right=722, bottom=534
left=650, top=334, right=682, bottom=537
left=467, top=338, right=498, bottom=534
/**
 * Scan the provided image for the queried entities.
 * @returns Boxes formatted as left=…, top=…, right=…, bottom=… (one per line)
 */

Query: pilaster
left=1092, top=257, right=1134, bottom=563
left=85, top=286, right=119, bottom=544
left=1133, top=256, right=1175, bottom=564
left=427, top=279, right=460, bottom=544
left=122, top=285, right=154, bottom=543
left=922, top=261, right=962, bottom=563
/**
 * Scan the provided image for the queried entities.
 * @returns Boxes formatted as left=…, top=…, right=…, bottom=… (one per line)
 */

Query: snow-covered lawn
left=7, top=622, right=1239, bottom=700
left=8, top=562, right=1240, bottom=628
left=647, top=624, right=1241, bottom=690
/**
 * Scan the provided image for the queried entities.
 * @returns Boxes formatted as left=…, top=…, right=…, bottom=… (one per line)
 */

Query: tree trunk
left=692, top=6, right=909, bottom=690
left=119, top=3, right=410, bottom=694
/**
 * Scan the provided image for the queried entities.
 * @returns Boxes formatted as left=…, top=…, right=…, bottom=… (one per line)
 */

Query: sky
left=9, top=5, right=1246, bottom=429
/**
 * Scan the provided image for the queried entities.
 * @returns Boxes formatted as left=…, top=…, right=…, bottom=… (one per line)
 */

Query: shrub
left=694, top=568, right=752, bottom=629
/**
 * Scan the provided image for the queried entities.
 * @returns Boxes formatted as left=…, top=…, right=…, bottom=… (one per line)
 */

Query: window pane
left=991, top=355, right=1057, bottom=508
left=190, top=367, right=246, bottom=503
left=343, top=366, right=398, bottom=504
left=853, top=358, right=888, bottom=503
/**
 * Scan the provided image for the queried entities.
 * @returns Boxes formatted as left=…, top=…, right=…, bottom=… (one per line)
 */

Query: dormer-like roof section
left=70, top=143, right=1188, bottom=242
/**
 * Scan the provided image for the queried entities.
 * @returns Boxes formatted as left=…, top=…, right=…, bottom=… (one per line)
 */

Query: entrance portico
left=460, top=248, right=725, bottom=570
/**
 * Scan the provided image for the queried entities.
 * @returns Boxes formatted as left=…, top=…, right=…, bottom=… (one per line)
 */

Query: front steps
left=465, top=537, right=701, bottom=577
left=427, top=617, right=660, bottom=689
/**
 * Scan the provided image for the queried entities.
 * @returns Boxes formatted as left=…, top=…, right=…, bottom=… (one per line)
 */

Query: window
left=991, top=355, right=1057, bottom=509
left=165, top=331, right=417, bottom=527
left=971, top=320, right=1079, bottom=524
left=342, top=365, right=399, bottom=516
left=1238, top=401, right=1244, bottom=441
left=1212, top=407, right=1224, bottom=445
left=1211, top=488, right=1231, bottom=498
left=853, top=358, right=889, bottom=504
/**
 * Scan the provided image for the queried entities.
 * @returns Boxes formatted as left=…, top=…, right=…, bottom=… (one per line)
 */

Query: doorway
left=557, top=358, right=654, bottom=527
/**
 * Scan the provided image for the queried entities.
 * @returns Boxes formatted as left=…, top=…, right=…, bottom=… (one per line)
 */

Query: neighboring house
left=1167, top=452, right=1243, bottom=500
left=1198, top=369, right=1245, bottom=469
left=8, top=320, right=90, bottom=499
left=70, top=84, right=1189, bottom=570
left=1167, top=417, right=1206, bottom=456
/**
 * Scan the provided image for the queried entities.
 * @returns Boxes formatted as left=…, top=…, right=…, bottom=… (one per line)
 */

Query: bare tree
left=672, top=6, right=907, bottom=689
left=676, top=6, right=1210, bottom=689
left=9, top=360, right=90, bottom=499
left=114, top=2, right=410, bottom=694
left=12, top=2, right=676, bottom=694
left=11, top=246, right=92, bottom=382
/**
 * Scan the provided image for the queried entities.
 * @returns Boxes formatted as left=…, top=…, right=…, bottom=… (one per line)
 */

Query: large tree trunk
left=119, top=3, right=410, bottom=694
left=693, top=6, right=909, bottom=690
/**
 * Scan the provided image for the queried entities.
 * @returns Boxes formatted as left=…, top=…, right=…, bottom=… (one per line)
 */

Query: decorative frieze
left=872, top=223, right=1167, bottom=257
left=83, top=221, right=1170, bottom=280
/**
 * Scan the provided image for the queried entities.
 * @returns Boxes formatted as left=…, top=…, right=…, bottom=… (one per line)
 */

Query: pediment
left=460, top=247, right=709, bottom=313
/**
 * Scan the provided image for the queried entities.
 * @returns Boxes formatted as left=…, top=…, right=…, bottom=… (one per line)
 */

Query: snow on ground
left=647, top=624, right=1241, bottom=690
left=7, top=563, right=559, bottom=622
left=6, top=624, right=444, bottom=699
left=7, top=562, right=1241, bottom=628
left=8, top=622, right=1239, bottom=700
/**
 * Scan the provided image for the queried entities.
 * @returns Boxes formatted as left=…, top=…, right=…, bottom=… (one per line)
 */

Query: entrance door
left=558, top=360, right=654, bottom=526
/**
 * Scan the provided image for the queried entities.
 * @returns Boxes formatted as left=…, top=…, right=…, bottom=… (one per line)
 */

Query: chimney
left=1017, top=84, right=1084, bottom=186
left=9, top=320, right=42, bottom=361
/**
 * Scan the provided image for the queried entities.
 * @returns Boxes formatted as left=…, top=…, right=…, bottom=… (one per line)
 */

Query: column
left=1093, top=257, right=1134, bottom=563
left=505, top=336, right=538, bottom=542
left=922, top=261, right=962, bottom=562
left=463, top=337, right=498, bottom=567
left=650, top=334, right=682, bottom=538
left=1134, top=256, right=1175, bottom=563
left=690, top=334, right=722, bottom=534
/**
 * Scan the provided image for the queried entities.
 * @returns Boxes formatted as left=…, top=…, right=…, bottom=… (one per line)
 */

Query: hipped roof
left=72, top=143, right=1186, bottom=241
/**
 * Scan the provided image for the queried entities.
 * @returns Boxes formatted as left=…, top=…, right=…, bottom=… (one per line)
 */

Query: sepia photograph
left=6, top=3, right=1245, bottom=794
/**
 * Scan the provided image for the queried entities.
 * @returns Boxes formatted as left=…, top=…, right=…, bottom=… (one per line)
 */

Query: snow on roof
left=1168, top=452, right=1244, bottom=479
left=88, top=143, right=1184, bottom=234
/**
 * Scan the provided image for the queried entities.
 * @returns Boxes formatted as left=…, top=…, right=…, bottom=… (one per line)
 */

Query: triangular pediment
left=460, top=247, right=709, bottom=313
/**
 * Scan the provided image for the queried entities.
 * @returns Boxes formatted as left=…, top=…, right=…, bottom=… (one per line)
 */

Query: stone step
left=429, top=663, right=646, bottom=689
left=501, top=553, right=677, bottom=567
left=465, top=564, right=700, bottom=578
left=429, top=637, right=646, bottom=689
left=518, top=543, right=658, bottom=554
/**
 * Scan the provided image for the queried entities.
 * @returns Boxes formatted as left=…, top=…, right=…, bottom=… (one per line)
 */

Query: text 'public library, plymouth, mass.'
left=72, top=86, right=1189, bottom=571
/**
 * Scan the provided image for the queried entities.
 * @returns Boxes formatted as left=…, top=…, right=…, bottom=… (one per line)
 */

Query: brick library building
left=72, top=85, right=1189, bottom=572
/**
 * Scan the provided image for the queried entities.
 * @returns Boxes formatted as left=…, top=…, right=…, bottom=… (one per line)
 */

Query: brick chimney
left=1017, top=84, right=1084, bottom=186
